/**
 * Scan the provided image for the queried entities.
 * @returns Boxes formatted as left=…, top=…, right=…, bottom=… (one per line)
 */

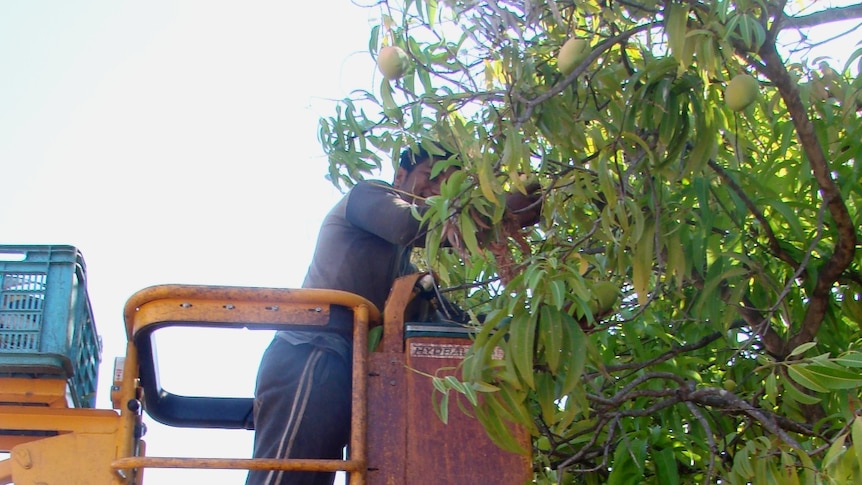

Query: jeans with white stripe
left=246, top=337, right=352, bottom=485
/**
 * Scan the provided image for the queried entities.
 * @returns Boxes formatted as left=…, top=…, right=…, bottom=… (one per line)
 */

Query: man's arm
left=345, top=181, right=428, bottom=247
left=346, top=179, right=542, bottom=249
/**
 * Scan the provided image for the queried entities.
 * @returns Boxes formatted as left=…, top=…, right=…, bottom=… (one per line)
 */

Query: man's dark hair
left=399, top=143, right=455, bottom=172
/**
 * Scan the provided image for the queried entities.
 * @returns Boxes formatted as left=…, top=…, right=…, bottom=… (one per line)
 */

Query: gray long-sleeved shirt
left=277, top=180, right=426, bottom=358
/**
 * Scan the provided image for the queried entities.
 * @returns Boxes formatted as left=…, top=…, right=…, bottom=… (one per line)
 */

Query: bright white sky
left=1, top=1, right=380, bottom=483
left=1, top=2, right=859, bottom=484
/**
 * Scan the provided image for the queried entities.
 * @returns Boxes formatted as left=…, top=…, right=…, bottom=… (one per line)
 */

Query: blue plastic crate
left=0, top=245, right=102, bottom=408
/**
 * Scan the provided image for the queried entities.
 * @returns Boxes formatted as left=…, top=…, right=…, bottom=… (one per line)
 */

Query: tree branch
left=782, top=4, right=862, bottom=30
left=687, top=387, right=802, bottom=449
left=707, top=160, right=799, bottom=270
left=756, top=42, right=859, bottom=355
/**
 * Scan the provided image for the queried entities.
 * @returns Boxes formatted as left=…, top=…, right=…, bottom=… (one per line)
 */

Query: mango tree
left=318, top=1, right=862, bottom=483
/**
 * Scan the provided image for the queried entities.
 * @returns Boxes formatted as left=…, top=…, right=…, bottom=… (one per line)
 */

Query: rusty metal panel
left=403, top=335, right=532, bottom=484
left=370, top=274, right=531, bottom=483
left=367, top=352, right=408, bottom=484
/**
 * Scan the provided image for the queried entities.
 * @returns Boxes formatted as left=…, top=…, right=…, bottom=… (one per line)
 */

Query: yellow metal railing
left=114, top=285, right=379, bottom=484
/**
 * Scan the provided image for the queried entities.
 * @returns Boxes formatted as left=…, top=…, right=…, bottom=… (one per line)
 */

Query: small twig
left=604, top=331, right=723, bottom=373
left=686, top=401, right=718, bottom=485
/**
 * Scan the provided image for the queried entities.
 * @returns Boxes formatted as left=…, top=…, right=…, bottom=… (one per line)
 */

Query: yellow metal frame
left=1, top=284, right=380, bottom=485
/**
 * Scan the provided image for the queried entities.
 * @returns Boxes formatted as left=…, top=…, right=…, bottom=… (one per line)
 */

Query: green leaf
left=437, top=391, right=449, bottom=424
left=425, top=0, right=438, bottom=28
left=753, top=451, right=778, bottom=484
left=749, top=17, right=766, bottom=50
left=461, top=381, right=478, bottom=406
left=665, top=2, right=689, bottom=66
left=852, top=416, right=862, bottom=471
left=476, top=156, right=499, bottom=203
left=780, top=451, right=801, bottom=485
left=368, top=325, right=383, bottom=352
left=783, top=380, right=822, bottom=405
left=432, top=376, right=448, bottom=394
left=765, top=198, right=806, bottom=240
left=734, top=442, right=754, bottom=478
left=380, top=79, right=402, bottom=122
left=785, top=365, right=828, bottom=393
left=834, top=351, right=862, bottom=368
left=654, top=446, right=680, bottom=485
left=632, top=220, right=654, bottom=306
left=797, top=448, right=818, bottom=485
left=535, top=372, right=557, bottom=425
left=559, top=312, right=587, bottom=396
left=470, top=381, right=499, bottom=393
left=723, top=14, right=741, bottom=43
left=540, top=305, right=564, bottom=374
left=608, top=437, right=647, bottom=485
left=765, top=372, right=778, bottom=406
left=459, top=211, right=481, bottom=255
left=597, top=153, right=618, bottom=209
left=823, top=433, right=847, bottom=470
left=474, top=394, right=528, bottom=455
left=738, top=14, right=753, bottom=50
left=526, top=266, right=547, bottom=293
left=665, top=232, right=687, bottom=287
left=788, top=341, right=817, bottom=357
left=804, top=364, right=862, bottom=390
left=495, top=382, right=535, bottom=433
left=368, top=25, right=380, bottom=53
left=549, top=279, right=566, bottom=309
left=444, top=375, right=467, bottom=394
left=464, top=316, right=510, bottom=383
left=507, top=312, right=536, bottom=389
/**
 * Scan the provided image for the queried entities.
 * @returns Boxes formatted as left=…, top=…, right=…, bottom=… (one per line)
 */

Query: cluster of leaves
left=318, top=0, right=862, bottom=483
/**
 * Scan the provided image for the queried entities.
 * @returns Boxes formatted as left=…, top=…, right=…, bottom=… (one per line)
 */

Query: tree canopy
left=318, top=1, right=862, bottom=483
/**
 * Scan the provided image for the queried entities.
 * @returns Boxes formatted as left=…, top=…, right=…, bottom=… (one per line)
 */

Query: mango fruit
left=378, top=46, right=410, bottom=80
left=725, top=74, right=759, bottom=112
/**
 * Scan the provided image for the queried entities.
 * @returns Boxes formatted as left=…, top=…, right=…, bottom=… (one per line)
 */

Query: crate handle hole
left=0, top=251, right=26, bottom=262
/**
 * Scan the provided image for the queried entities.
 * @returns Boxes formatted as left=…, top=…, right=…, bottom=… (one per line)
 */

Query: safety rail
left=116, top=285, right=380, bottom=484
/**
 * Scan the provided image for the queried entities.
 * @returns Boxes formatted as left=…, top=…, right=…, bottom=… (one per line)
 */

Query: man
left=247, top=144, right=539, bottom=485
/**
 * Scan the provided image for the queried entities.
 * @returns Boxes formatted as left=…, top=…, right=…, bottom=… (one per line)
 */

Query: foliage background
left=319, top=1, right=862, bottom=483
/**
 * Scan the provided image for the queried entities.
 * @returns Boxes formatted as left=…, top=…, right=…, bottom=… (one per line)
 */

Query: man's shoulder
left=354, top=179, right=393, bottom=189
left=350, top=179, right=396, bottom=198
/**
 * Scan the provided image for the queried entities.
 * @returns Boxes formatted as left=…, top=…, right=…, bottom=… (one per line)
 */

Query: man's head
left=393, top=144, right=457, bottom=202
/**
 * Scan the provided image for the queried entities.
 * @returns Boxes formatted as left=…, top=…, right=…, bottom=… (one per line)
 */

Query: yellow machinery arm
left=1, top=276, right=530, bottom=484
